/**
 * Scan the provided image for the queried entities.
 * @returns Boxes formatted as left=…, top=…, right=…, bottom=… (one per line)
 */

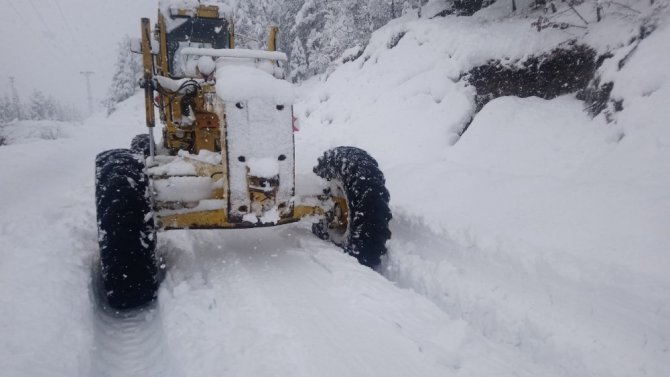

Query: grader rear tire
left=130, top=134, right=153, bottom=158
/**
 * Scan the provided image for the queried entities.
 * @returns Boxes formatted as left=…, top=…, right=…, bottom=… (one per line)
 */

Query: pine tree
left=0, top=95, right=13, bottom=123
left=367, top=0, right=394, bottom=30
left=29, top=90, right=49, bottom=120
left=105, top=36, right=142, bottom=115
left=291, top=0, right=330, bottom=76
left=289, top=36, right=309, bottom=82
left=235, top=0, right=279, bottom=49
left=9, top=78, right=23, bottom=120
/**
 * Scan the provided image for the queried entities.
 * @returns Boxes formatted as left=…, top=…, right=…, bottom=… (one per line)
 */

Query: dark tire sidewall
left=313, top=146, right=392, bottom=268
left=95, top=149, right=157, bottom=309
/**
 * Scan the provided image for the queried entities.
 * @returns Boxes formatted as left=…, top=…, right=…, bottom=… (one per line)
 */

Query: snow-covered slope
left=295, top=3, right=670, bottom=377
left=1, top=2, right=668, bottom=377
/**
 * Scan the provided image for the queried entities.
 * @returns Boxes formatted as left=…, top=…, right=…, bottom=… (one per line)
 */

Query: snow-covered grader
left=94, top=1, right=392, bottom=309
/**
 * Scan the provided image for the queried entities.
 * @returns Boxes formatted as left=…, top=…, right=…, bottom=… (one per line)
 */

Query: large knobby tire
left=95, top=149, right=158, bottom=310
left=312, top=146, right=392, bottom=268
left=130, top=133, right=153, bottom=158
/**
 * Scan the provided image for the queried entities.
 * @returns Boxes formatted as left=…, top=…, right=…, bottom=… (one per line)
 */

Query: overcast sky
left=0, top=0, right=159, bottom=114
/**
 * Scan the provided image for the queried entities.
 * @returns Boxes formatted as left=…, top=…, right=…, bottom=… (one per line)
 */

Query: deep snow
left=1, top=1, right=669, bottom=377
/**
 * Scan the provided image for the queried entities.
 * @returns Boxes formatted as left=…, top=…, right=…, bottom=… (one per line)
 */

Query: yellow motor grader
left=95, top=1, right=391, bottom=309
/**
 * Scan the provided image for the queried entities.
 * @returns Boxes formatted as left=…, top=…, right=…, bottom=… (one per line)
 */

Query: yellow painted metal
left=199, top=128, right=218, bottom=152
left=329, top=196, right=349, bottom=233
left=157, top=13, right=169, bottom=77
left=196, top=5, right=220, bottom=18
left=170, top=5, right=219, bottom=18
left=159, top=209, right=227, bottom=230
left=158, top=209, right=303, bottom=230
left=157, top=203, right=329, bottom=230
left=141, top=18, right=155, bottom=128
left=192, top=86, right=221, bottom=153
left=293, top=204, right=325, bottom=218
left=267, top=26, right=279, bottom=52
left=139, top=6, right=324, bottom=232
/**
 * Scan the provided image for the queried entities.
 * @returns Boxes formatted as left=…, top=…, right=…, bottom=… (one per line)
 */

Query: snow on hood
left=215, top=61, right=294, bottom=104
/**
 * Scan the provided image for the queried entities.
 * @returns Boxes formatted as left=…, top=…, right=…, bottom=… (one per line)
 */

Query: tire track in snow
left=155, top=229, right=309, bottom=377
left=89, top=262, right=180, bottom=377
left=156, top=224, right=464, bottom=377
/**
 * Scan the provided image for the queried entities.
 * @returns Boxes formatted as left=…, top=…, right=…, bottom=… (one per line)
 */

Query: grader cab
left=95, top=1, right=392, bottom=310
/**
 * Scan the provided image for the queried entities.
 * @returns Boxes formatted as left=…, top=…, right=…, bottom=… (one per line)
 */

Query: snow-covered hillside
left=1, top=1, right=668, bottom=377
left=295, top=2, right=670, bottom=376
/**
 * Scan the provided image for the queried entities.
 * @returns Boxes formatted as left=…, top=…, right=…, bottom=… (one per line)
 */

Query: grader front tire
left=95, top=149, right=158, bottom=310
left=312, top=146, right=392, bottom=269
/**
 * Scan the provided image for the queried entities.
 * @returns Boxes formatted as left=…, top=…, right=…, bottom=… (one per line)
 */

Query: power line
left=26, top=0, right=52, bottom=34
left=54, top=0, right=78, bottom=40
left=6, top=1, right=22, bottom=19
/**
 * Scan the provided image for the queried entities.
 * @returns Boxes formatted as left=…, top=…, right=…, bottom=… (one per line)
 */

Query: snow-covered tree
left=289, top=36, right=309, bottom=82
left=28, top=90, right=50, bottom=120
left=0, top=95, right=15, bottom=123
left=234, top=0, right=279, bottom=49
left=105, top=36, right=142, bottom=115
left=367, top=0, right=395, bottom=30
left=11, top=84, right=23, bottom=121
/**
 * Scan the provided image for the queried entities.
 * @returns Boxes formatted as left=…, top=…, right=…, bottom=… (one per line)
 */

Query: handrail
left=180, top=47, right=287, bottom=62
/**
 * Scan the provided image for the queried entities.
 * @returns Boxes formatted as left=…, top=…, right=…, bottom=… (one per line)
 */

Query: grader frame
left=136, top=4, right=333, bottom=231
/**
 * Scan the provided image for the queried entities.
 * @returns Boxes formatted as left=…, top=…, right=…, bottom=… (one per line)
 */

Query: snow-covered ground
left=1, top=2, right=669, bottom=377
left=0, top=120, right=83, bottom=146
left=295, top=2, right=670, bottom=377
left=0, top=99, right=548, bottom=377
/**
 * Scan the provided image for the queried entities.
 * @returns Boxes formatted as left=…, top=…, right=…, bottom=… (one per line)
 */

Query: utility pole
left=80, top=71, right=94, bottom=115
left=9, top=76, right=21, bottom=120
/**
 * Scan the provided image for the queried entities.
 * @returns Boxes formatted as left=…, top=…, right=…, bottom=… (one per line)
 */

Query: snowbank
left=0, top=120, right=81, bottom=146
left=295, top=3, right=670, bottom=377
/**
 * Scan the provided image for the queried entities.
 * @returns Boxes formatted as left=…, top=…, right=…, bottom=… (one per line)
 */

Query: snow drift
left=295, top=2, right=670, bottom=377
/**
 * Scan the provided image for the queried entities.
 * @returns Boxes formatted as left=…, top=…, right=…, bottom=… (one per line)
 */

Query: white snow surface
left=225, top=96, right=294, bottom=220
left=0, top=120, right=81, bottom=145
left=182, top=47, right=288, bottom=62
left=215, top=63, right=294, bottom=103
left=1, top=3, right=669, bottom=377
left=247, top=157, right=280, bottom=178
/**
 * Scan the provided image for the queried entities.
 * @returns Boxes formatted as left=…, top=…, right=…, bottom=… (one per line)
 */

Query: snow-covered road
left=0, top=101, right=574, bottom=377
left=1, top=93, right=668, bottom=377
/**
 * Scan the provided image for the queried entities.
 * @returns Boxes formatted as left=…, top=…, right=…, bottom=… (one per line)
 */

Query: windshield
left=167, top=17, right=229, bottom=77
